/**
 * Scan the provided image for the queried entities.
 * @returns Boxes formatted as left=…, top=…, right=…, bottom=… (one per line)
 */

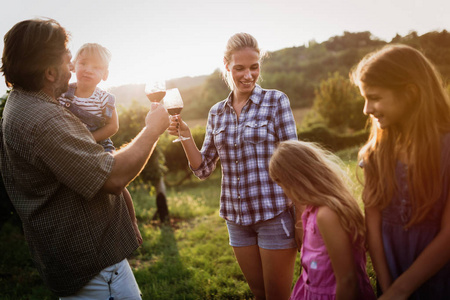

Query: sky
left=1, top=0, right=449, bottom=96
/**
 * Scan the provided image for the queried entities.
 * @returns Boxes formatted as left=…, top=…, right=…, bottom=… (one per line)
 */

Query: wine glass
left=145, top=79, right=166, bottom=103
left=164, top=88, right=189, bottom=142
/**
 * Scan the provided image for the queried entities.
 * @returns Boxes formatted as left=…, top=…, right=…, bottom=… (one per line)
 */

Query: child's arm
left=365, top=206, right=393, bottom=292
left=294, top=203, right=304, bottom=250
left=91, top=108, right=119, bottom=142
left=122, top=187, right=143, bottom=245
left=317, top=206, right=359, bottom=300
left=379, top=193, right=450, bottom=300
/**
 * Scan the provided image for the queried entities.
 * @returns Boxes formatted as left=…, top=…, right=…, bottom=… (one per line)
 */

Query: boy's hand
left=132, top=219, right=143, bottom=246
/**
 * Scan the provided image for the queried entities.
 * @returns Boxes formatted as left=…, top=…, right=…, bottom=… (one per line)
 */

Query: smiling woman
left=166, top=32, right=299, bottom=300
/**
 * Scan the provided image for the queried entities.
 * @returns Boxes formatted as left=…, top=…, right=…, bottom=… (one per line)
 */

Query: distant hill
left=108, top=84, right=147, bottom=108
left=110, top=30, right=450, bottom=121
left=178, top=30, right=450, bottom=120
left=108, top=75, right=208, bottom=108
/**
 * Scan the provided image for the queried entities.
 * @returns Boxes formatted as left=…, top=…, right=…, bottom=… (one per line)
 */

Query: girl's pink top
left=290, top=205, right=375, bottom=300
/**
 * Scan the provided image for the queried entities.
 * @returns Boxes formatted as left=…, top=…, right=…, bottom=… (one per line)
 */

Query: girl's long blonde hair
left=351, top=44, right=450, bottom=227
left=269, top=140, right=366, bottom=249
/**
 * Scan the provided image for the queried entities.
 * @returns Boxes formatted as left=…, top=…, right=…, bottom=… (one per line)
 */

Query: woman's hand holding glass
left=167, top=113, right=190, bottom=142
left=164, top=88, right=190, bottom=142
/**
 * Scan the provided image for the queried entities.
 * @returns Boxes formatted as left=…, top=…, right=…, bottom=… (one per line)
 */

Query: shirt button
left=237, top=177, right=240, bottom=181
left=235, top=160, right=238, bottom=164
left=234, top=144, right=237, bottom=147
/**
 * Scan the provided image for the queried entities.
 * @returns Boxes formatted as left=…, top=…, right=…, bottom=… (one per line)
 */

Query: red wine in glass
left=164, top=88, right=189, bottom=142
left=167, top=107, right=183, bottom=115
left=145, top=80, right=166, bottom=103
left=146, top=90, right=166, bottom=102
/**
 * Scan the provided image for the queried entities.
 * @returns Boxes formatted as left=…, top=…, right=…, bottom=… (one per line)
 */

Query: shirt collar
left=224, top=84, right=263, bottom=110
left=13, top=87, right=58, bottom=104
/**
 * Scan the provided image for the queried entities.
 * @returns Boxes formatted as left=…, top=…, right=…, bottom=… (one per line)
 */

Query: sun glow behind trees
left=0, top=0, right=449, bottom=97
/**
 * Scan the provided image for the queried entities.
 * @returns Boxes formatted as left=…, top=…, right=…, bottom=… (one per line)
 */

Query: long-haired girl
left=351, top=44, right=450, bottom=299
left=269, top=140, right=375, bottom=300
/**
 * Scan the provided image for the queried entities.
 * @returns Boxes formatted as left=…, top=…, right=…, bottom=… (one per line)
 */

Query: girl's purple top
left=380, top=133, right=450, bottom=299
left=290, top=205, right=375, bottom=300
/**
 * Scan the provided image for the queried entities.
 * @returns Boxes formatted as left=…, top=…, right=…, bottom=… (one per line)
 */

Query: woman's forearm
left=180, top=131, right=203, bottom=169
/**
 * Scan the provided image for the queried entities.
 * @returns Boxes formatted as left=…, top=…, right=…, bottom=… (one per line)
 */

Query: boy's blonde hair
left=269, top=140, right=366, bottom=249
left=73, top=43, right=111, bottom=69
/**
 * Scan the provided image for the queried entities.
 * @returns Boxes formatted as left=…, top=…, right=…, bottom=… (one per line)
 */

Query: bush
left=113, top=101, right=167, bottom=185
left=158, top=126, right=207, bottom=185
left=298, top=123, right=369, bottom=152
left=310, top=72, right=367, bottom=131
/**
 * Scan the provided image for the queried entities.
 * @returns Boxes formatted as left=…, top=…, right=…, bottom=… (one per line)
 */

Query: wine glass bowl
left=164, top=88, right=189, bottom=142
left=145, top=80, right=166, bottom=102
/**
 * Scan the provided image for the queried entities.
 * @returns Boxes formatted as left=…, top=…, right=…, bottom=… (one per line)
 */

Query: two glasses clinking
left=145, top=80, right=189, bottom=143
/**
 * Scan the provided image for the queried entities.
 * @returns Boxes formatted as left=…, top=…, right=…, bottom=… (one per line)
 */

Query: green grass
left=0, top=158, right=376, bottom=299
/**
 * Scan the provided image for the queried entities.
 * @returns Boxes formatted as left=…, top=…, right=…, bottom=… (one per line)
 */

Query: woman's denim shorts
left=226, top=208, right=297, bottom=250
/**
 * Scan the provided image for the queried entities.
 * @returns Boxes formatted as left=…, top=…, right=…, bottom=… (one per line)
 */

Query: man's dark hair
left=1, top=18, right=70, bottom=91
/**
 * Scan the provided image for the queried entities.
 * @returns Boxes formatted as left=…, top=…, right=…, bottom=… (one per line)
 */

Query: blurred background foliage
left=2, top=29, right=450, bottom=218
left=2, top=29, right=450, bottom=300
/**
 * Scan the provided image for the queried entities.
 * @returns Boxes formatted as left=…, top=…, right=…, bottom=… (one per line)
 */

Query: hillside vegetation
left=109, top=30, right=450, bottom=122
left=1, top=29, right=450, bottom=299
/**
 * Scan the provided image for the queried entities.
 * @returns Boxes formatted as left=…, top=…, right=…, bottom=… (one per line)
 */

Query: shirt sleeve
left=274, top=93, right=297, bottom=142
left=101, top=92, right=116, bottom=119
left=33, top=113, right=114, bottom=199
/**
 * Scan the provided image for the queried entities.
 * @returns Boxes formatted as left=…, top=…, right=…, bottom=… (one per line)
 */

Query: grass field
left=0, top=146, right=375, bottom=299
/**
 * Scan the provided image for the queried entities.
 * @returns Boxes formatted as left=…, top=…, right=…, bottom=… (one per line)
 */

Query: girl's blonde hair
left=222, top=32, right=266, bottom=90
left=73, top=43, right=111, bottom=69
left=350, top=44, right=450, bottom=227
left=269, top=140, right=366, bottom=249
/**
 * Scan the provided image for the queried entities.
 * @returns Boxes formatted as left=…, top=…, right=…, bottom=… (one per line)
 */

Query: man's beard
left=53, top=68, right=71, bottom=98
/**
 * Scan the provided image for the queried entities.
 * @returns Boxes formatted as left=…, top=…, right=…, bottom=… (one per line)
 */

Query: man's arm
left=102, top=104, right=169, bottom=194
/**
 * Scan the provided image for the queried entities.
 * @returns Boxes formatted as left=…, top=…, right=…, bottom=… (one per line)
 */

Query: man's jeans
left=60, top=259, right=142, bottom=300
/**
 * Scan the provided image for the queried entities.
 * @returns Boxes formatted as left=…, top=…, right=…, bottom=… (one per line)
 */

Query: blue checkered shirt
left=192, top=85, right=297, bottom=225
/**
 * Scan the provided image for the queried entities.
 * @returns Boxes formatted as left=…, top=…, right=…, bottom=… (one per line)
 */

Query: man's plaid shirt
left=192, top=85, right=297, bottom=225
left=0, top=88, right=138, bottom=296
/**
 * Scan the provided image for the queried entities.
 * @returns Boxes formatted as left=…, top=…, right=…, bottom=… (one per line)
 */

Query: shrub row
left=298, top=123, right=369, bottom=152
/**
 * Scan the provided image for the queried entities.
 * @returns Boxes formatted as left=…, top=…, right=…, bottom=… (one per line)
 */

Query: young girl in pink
left=269, top=140, right=376, bottom=300
left=351, top=44, right=450, bottom=299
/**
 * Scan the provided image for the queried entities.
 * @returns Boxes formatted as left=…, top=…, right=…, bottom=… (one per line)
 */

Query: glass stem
left=177, top=115, right=182, bottom=138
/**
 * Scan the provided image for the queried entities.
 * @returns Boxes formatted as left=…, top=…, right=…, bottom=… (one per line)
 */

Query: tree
left=182, top=69, right=229, bottom=120
left=311, top=72, right=367, bottom=131
left=158, top=125, right=206, bottom=186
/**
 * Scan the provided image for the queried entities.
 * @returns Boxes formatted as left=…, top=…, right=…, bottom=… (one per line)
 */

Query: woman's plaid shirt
left=192, top=85, right=297, bottom=225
